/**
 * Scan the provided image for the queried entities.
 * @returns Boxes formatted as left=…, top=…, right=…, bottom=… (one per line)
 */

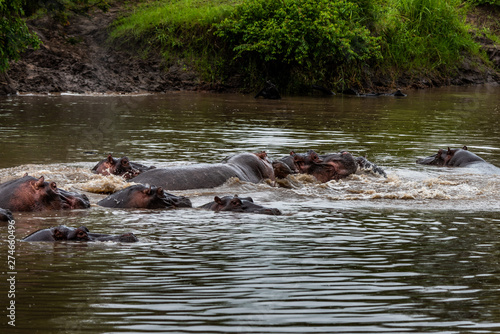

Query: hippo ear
left=290, top=151, right=295, bottom=156
left=107, top=154, right=114, bottom=163
left=255, top=151, right=267, bottom=159
left=463, top=146, right=468, bottom=150
left=79, top=226, right=90, bottom=232
left=143, top=186, right=152, bottom=195
left=23, top=172, right=28, bottom=177
left=214, top=196, right=223, bottom=204
left=34, top=176, right=45, bottom=190
left=447, top=147, right=452, bottom=155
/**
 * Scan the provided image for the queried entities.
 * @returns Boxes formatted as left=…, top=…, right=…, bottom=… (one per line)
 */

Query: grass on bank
left=380, top=0, right=481, bottom=75
left=109, top=0, right=235, bottom=80
left=108, top=0, right=492, bottom=92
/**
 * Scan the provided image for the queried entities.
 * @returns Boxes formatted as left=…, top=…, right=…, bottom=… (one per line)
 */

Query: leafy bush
left=1, top=0, right=40, bottom=72
left=214, top=0, right=381, bottom=89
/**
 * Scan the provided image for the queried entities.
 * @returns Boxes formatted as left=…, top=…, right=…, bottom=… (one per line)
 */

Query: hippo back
left=130, top=164, right=241, bottom=190
left=130, top=153, right=275, bottom=190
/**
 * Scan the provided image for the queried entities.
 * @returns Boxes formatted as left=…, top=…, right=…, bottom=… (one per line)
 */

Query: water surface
left=1, top=85, right=500, bottom=333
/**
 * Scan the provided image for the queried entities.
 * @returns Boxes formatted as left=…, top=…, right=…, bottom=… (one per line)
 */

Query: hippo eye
left=76, top=231, right=88, bottom=239
left=50, top=182, right=57, bottom=190
left=231, top=199, right=242, bottom=206
left=122, top=159, right=129, bottom=166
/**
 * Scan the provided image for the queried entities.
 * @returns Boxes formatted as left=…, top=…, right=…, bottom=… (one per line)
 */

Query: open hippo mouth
left=416, top=154, right=440, bottom=165
left=58, top=188, right=91, bottom=209
left=416, top=149, right=447, bottom=166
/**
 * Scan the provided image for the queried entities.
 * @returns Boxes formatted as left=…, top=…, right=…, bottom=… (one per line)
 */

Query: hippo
left=22, top=225, right=138, bottom=242
left=255, top=81, right=281, bottom=99
left=92, top=154, right=155, bottom=179
left=273, top=155, right=300, bottom=176
left=0, top=208, right=14, bottom=222
left=0, top=175, right=90, bottom=212
left=287, top=150, right=358, bottom=182
left=306, top=151, right=358, bottom=182
left=98, top=184, right=192, bottom=209
left=272, top=159, right=297, bottom=179
left=199, top=195, right=282, bottom=215
left=290, top=150, right=322, bottom=174
left=130, top=152, right=275, bottom=190
left=416, top=146, right=500, bottom=173
left=285, top=149, right=386, bottom=181
left=416, top=146, right=485, bottom=167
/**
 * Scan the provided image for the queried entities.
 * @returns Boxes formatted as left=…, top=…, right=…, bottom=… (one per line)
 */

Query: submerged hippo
left=22, top=225, right=138, bottom=242
left=287, top=150, right=386, bottom=180
left=200, top=195, right=282, bottom=215
left=417, top=146, right=483, bottom=167
left=98, top=184, right=192, bottom=209
left=416, top=146, right=500, bottom=173
left=92, top=154, right=155, bottom=179
left=0, top=175, right=90, bottom=212
left=255, top=81, right=281, bottom=99
left=0, top=208, right=14, bottom=222
left=130, top=152, right=275, bottom=190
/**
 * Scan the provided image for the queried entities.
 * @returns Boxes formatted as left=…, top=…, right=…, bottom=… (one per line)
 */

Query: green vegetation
left=108, top=0, right=494, bottom=92
left=3, top=0, right=498, bottom=89
left=0, top=0, right=40, bottom=72
left=214, top=0, right=381, bottom=89
left=380, top=0, right=480, bottom=74
left=23, top=0, right=111, bottom=23
left=109, top=0, right=234, bottom=79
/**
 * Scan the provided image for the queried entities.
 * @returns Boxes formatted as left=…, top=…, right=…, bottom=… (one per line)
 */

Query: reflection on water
left=1, top=86, right=500, bottom=333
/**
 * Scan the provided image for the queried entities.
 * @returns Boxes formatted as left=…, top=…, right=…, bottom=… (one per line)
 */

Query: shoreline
left=1, top=3, right=499, bottom=96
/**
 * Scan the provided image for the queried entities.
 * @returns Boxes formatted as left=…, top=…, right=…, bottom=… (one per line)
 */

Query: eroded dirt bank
left=2, top=6, right=211, bottom=95
left=1, top=4, right=499, bottom=95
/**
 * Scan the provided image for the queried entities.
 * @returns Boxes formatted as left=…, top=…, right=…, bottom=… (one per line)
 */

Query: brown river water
left=1, top=85, right=500, bottom=333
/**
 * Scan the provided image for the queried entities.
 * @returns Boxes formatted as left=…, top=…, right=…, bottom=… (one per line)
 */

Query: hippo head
left=92, top=154, right=139, bottom=179
left=308, top=151, right=358, bottom=182
left=416, top=146, right=469, bottom=166
left=0, top=175, right=90, bottom=212
left=23, top=225, right=138, bottom=242
left=97, top=184, right=192, bottom=209
left=58, top=188, right=91, bottom=209
left=272, top=160, right=296, bottom=179
left=52, top=225, right=91, bottom=241
left=290, top=150, right=323, bottom=174
left=202, top=195, right=282, bottom=215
